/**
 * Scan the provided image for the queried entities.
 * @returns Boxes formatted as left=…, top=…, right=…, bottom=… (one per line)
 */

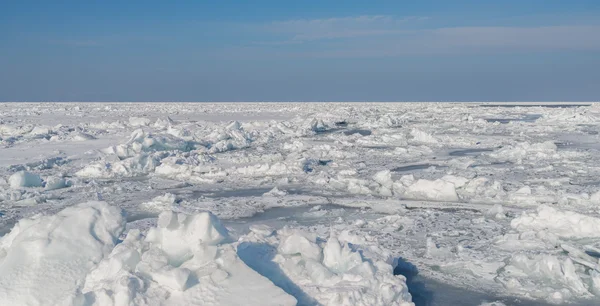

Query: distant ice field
left=1, top=102, right=599, bottom=305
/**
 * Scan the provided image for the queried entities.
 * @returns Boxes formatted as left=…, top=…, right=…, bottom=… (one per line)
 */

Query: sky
left=1, top=0, right=599, bottom=102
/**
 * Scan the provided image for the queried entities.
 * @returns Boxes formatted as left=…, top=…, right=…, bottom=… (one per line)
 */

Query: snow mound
left=204, top=121, right=253, bottom=153
left=409, top=129, right=438, bottom=144
left=263, top=187, right=288, bottom=197
left=8, top=171, right=43, bottom=189
left=497, top=253, right=600, bottom=303
left=489, top=141, right=558, bottom=164
left=146, top=211, right=230, bottom=259
left=0, top=201, right=125, bottom=305
left=479, top=302, right=506, bottom=306
left=44, top=176, right=71, bottom=190
left=128, top=117, right=151, bottom=127
left=309, top=118, right=329, bottom=133
left=139, top=193, right=177, bottom=213
left=76, top=153, right=161, bottom=178
left=83, top=210, right=296, bottom=306
left=402, top=179, right=459, bottom=202
left=238, top=229, right=414, bottom=306
left=103, top=129, right=193, bottom=159
left=153, top=116, right=175, bottom=129
left=373, top=170, right=393, bottom=196
left=511, top=205, right=600, bottom=239
left=76, top=129, right=195, bottom=179
left=153, top=153, right=221, bottom=183
left=540, top=109, right=598, bottom=123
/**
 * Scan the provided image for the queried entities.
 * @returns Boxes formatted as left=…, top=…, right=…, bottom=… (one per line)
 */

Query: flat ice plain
left=1, top=102, right=600, bottom=305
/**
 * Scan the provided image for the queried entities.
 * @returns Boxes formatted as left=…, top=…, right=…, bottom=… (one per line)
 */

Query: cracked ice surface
left=1, top=102, right=600, bottom=305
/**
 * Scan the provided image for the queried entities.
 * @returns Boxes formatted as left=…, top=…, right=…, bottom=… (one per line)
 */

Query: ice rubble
left=44, top=176, right=71, bottom=191
left=402, top=178, right=459, bottom=202
left=239, top=228, right=414, bottom=306
left=0, top=202, right=414, bottom=306
left=496, top=253, right=600, bottom=303
left=263, top=186, right=288, bottom=197
left=488, top=141, right=559, bottom=164
left=409, top=129, right=438, bottom=145
left=139, top=193, right=178, bottom=213
left=83, top=211, right=298, bottom=306
left=323, top=170, right=470, bottom=203
left=75, top=129, right=195, bottom=179
left=76, top=153, right=162, bottom=178
left=102, top=129, right=193, bottom=159
left=5, top=102, right=600, bottom=304
left=492, top=205, right=600, bottom=303
left=511, top=205, right=600, bottom=239
left=75, top=122, right=258, bottom=179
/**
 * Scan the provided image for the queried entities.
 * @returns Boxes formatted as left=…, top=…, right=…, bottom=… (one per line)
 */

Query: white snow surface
left=0, top=201, right=124, bottom=305
left=2, top=102, right=600, bottom=305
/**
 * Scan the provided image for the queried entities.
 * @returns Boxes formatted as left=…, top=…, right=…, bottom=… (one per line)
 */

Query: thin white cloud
left=49, top=39, right=102, bottom=47
left=262, top=15, right=426, bottom=42
left=247, top=15, right=600, bottom=57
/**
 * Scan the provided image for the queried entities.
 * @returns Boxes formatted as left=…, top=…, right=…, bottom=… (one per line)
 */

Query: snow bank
left=0, top=202, right=125, bottom=305
left=8, top=171, right=43, bottom=189
left=511, top=205, right=600, bottom=239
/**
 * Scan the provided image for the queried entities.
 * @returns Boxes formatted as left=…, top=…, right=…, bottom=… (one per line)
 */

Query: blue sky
left=1, top=0, right=599, bottom=101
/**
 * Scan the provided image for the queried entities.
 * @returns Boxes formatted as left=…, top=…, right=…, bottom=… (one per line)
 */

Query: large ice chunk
left=0, top=201, right=125, bottom=305
left=8, top=171, right=43, bottom=189
left=512, top=205, right=600, bottom=239
left=403, top=179, right=459, bottom=202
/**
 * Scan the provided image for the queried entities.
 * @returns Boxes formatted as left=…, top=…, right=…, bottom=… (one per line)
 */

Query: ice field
left=1, top=102, right=600, bottom=305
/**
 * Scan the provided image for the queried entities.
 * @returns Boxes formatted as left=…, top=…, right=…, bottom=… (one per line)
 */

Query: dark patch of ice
left=449, top=148, right=494, bottom=156
left=392, top=163, right=440, bottom=172
left=470, top=161, right=512, bottom=168
left=314, top=128, right=345, bottom=135
left=126, top=211, right=159, bottom=222
left=394, top=258, right=558, bottom=306
left=485, top=114, right=542, bottom=124
left=554, top=142, right=573, bottom=149
left=343, top=129, right=372, bottom=136
left=0, top=220, right=15, bottom=237
left=193, top=187, right=274, bottom=198
left=318, top=159, right=332, bottom=166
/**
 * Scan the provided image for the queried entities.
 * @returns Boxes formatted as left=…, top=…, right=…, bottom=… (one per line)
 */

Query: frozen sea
left=1, top=102, right=600, bottom=305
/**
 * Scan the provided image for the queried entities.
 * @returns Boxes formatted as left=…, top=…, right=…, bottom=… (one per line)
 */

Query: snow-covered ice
left=2, top=102, right=600, bottom=305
